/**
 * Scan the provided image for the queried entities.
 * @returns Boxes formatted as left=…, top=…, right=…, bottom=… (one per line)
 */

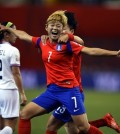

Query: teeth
left=52, top=32, right=58, bottom=35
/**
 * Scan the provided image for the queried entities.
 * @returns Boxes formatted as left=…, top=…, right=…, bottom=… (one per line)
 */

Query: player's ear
left=4, top=31, right=10, bottom=37
left=71, top=29, right=74, bottom=34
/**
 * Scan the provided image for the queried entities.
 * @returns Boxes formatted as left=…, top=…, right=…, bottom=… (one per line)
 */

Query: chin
left=52, top=38, right=58, bottom=42
left=51, top=37, right=58, bottom=41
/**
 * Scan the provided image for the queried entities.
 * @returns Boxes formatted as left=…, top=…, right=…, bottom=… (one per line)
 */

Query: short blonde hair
left=51, top=10, right=65, bottom=15
left=46, top=10, right=67, bottom=27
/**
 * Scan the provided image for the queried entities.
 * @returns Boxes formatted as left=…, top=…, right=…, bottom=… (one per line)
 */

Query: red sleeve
left=70, top=41, right=84, bottom=55
left=32, top=36, right=41, bottom=48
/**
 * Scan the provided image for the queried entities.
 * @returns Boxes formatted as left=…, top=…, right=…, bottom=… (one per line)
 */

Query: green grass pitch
left=14, top=89, right=120, bottom=134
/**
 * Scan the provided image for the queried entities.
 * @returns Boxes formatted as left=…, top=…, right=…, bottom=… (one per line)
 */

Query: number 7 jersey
left=32, top=37, right=84, bottom=88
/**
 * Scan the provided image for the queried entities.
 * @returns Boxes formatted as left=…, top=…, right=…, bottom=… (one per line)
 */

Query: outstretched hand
left=117, top=50, right=120, bottom=57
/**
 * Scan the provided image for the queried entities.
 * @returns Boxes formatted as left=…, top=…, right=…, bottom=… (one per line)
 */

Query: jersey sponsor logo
left=56, top=44, right=62, bottom=51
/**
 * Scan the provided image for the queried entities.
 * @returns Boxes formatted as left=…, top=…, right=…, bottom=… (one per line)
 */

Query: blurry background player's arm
left=0, top=24, right=32, bottom=43
left=11, top=66, right=27, bottom=106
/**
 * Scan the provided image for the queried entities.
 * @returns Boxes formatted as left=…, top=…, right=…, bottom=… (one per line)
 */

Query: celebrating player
left=44, top=11, right=120, bottom=134
left=0, top=11, right=120, bottom=134
left=0, top=22, right=27, bottom=134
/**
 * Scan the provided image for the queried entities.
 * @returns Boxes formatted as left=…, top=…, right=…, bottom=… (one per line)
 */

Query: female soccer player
left=0, top=12, right=120, bottom=134
left=45, top=11, right=120, bottom=134
left=0, top=22, right=27, bottom=134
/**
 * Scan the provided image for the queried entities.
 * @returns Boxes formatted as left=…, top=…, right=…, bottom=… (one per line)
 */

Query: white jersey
left=0, top=41, right=20, bottom=90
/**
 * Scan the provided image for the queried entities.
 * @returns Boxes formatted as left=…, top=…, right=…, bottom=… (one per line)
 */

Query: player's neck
left=49, top=38, right=58, bottom=44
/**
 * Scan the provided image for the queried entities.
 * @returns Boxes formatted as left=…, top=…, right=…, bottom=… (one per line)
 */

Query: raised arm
left=81, top=47, right=120, bottom=57
left=64, top=34, right=120, bottom=57
left=58, top=33, right=120, bottom=57
left=0, top=24, right=32, bottom=43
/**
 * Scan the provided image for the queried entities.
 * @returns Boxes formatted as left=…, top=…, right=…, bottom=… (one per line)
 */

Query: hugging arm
left=58, top=33, right=84, bottom=45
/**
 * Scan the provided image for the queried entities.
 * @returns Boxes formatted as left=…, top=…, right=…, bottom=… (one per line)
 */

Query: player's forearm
left=82, top=47, right=119, bottom=56
left=15, top=29, right=32, bottom=42
left=13, top=73, right=27, bottom=106
left=90, top=48, right=118, bottom=56
left=14, top=73, right=25, bottom=94
left=12, top=68, right=25, bottom=94
left=6, top=27, right=32, bottom=42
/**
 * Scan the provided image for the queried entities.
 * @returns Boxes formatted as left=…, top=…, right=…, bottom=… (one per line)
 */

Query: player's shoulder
left=12, top=45, right=19, bottom=51
left=10, top=45, right=19, bottom=53
left=6, top=45, right=20, bottom=58
left=70, top=41, right=84, bottom=47
left=1, top=42, right=19, bottom=52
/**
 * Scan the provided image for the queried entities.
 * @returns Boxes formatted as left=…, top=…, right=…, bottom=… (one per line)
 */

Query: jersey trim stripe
left=66, top=41, right=73, bottom=54
left=36, top=38, right=41, bottom=48
left=10, top=64, right=20, bottom=67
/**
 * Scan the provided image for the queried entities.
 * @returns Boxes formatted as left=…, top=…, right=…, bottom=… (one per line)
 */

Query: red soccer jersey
left=32, top=37, right=84, bottom=88
left=72, top=54, right=83, bottom=92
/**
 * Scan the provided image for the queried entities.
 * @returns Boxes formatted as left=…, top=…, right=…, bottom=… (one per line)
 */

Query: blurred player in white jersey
left=0, top=22, right=27, bottom=134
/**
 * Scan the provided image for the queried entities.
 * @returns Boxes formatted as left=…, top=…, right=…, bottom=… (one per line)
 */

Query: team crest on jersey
left=56, top=44, right=62, bottom=51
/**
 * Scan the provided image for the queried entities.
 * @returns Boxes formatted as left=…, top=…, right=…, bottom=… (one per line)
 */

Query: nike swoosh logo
left=54, top=111, right=60, bottom=114
left=74, top=109, right=80, bottom=112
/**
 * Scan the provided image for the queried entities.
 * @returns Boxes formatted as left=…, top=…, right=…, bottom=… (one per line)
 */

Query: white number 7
left=71, top=97, right=77, bottom=108
left=48, top=51, right=52, bottom=62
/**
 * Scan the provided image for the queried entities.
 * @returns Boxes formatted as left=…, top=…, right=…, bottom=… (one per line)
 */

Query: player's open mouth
left=51, top=31, right=58, bottom=35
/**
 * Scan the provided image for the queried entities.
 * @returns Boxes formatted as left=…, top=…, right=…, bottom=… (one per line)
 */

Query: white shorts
left=0, top=89, right=20, bottom=118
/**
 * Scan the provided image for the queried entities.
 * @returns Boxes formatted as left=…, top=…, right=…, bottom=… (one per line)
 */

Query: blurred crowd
left=0, top=0, right=120, bottom=6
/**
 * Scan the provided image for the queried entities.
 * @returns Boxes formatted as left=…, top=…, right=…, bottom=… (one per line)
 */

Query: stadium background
left=0, top=0, right=120, bottom=133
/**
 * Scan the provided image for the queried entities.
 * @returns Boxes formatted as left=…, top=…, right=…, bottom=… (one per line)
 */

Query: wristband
left=68, top=33, right=74, bottom=41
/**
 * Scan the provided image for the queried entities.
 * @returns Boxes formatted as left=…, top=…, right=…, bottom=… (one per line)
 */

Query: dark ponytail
left=0, top=21, right=14, bottom=41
